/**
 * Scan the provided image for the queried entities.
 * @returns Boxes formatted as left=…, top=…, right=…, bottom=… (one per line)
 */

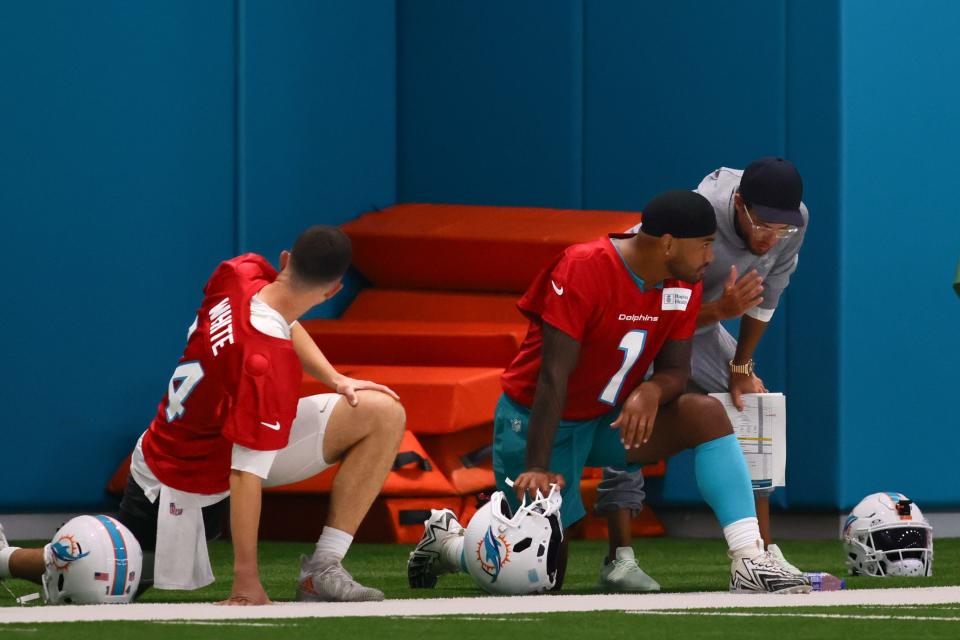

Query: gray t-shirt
left=693, top=167, right=808, bottom=331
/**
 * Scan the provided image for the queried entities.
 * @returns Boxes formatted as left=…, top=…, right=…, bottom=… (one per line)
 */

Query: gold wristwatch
left=728, top=359, right=755, bottom=376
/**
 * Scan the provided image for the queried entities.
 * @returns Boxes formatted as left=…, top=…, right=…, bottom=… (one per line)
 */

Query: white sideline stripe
left=1, top=587, right=959, bottom=624
left=630, top=611, right=960, bottom=622
left=148, top=621, right=298, bottom=627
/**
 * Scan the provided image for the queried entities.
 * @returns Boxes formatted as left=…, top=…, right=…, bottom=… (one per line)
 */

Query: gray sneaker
left=598, top=547, right=661, bottom=592
left=296, top=553, right=384, bottom=602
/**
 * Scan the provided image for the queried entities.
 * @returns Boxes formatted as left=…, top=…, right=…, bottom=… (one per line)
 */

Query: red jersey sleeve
left=517, top=249, right=598, bottom=342
left=222, top=348, right=300, bottom=452
left=665, top=281, right=703, bottom=341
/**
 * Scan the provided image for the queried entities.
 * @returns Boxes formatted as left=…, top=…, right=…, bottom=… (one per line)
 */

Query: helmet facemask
left=848, top=522, right=933, bottom=577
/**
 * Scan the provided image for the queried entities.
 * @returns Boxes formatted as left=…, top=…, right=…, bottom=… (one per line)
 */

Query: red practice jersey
left=501, top=235, right=701, bottom=421
left=142, top=254, right=303, bottom=494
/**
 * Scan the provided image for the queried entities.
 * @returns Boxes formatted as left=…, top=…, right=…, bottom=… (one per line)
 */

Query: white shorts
left=264, top=393, right=342, bottom=488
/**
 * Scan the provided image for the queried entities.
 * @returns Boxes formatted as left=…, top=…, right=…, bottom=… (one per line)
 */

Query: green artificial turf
left=2, top=608, right=960, bottom=640
left=2, top=538, right=958, bottom=640
left=3, top=537, right=959, bottom=604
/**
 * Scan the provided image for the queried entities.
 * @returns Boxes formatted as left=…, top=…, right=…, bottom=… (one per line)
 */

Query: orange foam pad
left=378, top=497, right=466, bottom=544
left=260, top=493, right=468, bottom=544
left=342, top=289, right=524, bottom=324
left=300, top=364, right=503, bottom=434
left=300, top=319, right=526, bottom=368
left=106, top=454, right=132, bottom=495
left=419, top=423, right=496, bottom=496
left=341, top=204, right=642, bottom=292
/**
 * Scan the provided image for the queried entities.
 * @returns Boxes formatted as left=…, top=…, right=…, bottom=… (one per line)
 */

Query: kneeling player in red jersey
left=409, top=191, right=809, bottom=594
left=1, top=226, right=406, bottom=604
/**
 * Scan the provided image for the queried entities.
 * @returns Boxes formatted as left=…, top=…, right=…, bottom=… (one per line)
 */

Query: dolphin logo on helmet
left=477, top=526, right=510, bottom=582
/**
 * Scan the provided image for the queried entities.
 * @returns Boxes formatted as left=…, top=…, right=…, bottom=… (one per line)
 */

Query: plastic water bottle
left=803, top=572, right=845, bottom=591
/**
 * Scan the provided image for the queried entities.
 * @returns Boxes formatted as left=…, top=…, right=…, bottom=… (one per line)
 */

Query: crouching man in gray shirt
left=597, top=158, right=809, bottom=592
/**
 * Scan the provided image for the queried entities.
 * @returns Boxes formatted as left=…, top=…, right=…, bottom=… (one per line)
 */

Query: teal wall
left=2, top=0, right=957, bottom=512
left=837, top=0, right=960, bottom=508
left=398, top=0, right=584, bottom=208
left=0, top=0, right=396, bottom=511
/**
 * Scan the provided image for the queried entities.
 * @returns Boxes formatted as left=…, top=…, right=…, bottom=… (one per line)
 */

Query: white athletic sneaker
left=296, top=553, right=384, bottom=602
left=407, top=508, right=464, bottom=589
left=766, top=544, right=803, bottom=576
left=598, top=547, right=661, bottom=592
left=729, top=541, right=811, bottom=594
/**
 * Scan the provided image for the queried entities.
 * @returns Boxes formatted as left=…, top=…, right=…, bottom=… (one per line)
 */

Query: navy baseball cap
left=738, top=157, right=805, bottom=227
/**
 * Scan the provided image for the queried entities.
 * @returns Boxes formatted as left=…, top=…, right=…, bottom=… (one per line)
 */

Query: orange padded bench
left=341, top=204, right=642, bottom=292
left=300, top=365, right=502, bottom=434
left=300, top=319, right=526, bottom=368
left=342, top=289, right=524, bottom=323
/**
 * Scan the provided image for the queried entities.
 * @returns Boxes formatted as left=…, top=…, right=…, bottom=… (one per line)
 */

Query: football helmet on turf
left=42, top=515, right=143, bottom=604
left=463, top=484, right=563, bottom=595
left=842, top=492, right=933, bottom=577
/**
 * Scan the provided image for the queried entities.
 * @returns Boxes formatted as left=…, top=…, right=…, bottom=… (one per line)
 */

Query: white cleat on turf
left=296, top=553, right=384, bottom=602
left=598, top=547, right=661, bottom=592
left=729, top=540, right=811, bottom=594
left=766, top=543, right=803, bottom=576
left=407, top=508, right=464, bottom=589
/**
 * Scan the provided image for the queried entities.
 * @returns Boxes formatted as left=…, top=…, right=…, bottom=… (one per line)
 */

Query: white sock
left=442, top=536, right=465, bottom=571
left=313, top=527, right=353, bottom=562
left=0, top=547, right=21, bottom=579
left=723, top=517, right=763, bottom=556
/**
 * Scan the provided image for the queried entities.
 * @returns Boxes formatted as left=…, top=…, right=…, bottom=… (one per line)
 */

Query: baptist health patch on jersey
left=661, top=287, right=692, bottom=311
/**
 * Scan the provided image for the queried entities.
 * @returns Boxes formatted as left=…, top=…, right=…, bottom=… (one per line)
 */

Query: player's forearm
left=696, top=300, right=726, bottom=328
left=229, top=469, right=263, bottom=579
left=648, top=338, right=692, bottom=403
left=643, top=368, right=687, bottom=405
left=291, top=322, right=342, bottom=387
left=525, top=323, right=581, bottom=470
left=525, top=375, right=566, bottom=470
left=733, top=315, right=768, bottom=364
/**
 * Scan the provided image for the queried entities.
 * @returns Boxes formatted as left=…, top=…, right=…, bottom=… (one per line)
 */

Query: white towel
left=153, top=484, right=225, bottom=590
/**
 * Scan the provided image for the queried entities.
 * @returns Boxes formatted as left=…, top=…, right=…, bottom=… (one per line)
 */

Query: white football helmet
left=842, top=492, right=933, bottom=577
left=463, top=484, right=563, bottom=595
left=42, top=515, right=143, bottom=604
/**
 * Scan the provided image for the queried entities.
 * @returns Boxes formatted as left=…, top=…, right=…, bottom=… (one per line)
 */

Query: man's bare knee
left=698, top=395, right=733, bottom=439
left=678, top=394, right=733, bottom=446
left=354, top=390, right=406, bottom=441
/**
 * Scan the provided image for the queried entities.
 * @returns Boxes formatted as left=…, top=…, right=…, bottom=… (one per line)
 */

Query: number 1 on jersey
left=165, top=361, right=204, bottom=422
left=599, top=330, right=648, bottom=405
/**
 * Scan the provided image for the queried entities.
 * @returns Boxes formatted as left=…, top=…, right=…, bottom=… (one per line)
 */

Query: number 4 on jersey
left=599, top=330, right=648, bottom=405
left=165, top=361, right=204, bottom=422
